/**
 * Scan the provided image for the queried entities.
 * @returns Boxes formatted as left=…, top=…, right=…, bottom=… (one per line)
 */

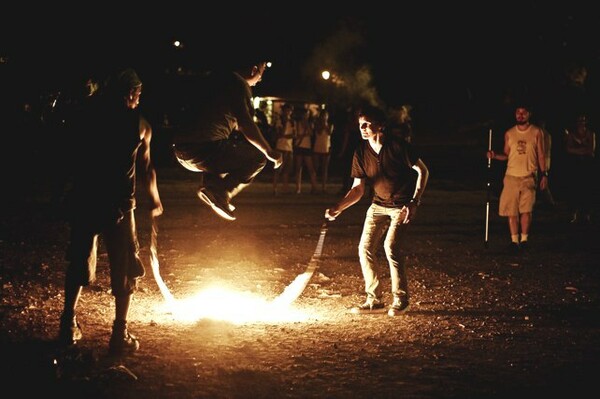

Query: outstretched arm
left=237, top=107, right=283, bottom=169
left=139, top=116, right=163, bottom=217
left=325, top=178, right=365, bottom=220
left=404, top=158, right=429, bottom=224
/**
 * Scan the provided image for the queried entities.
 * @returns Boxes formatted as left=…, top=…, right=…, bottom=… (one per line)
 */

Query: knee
left=358, top=243, right=374, bottom=261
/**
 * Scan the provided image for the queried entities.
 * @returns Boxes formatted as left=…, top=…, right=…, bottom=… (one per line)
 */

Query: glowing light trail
left=149, top=219, right=328, bottom=324
left=271, top=221, right=328, bottom=307
left=150, top=220, right=175, bottom=305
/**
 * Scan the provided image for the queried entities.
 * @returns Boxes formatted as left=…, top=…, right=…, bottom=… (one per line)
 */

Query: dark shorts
left=66, top=210, right=144, bottom=296
left=174, top=138, right=267, bottom=185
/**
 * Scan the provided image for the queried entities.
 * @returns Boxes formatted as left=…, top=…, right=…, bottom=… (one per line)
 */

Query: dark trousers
left=174, top=137, right=267, bottom=197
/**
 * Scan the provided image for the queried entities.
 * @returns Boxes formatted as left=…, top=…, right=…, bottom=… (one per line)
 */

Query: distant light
left=173, top=40, right=183, bottom=48
left=321, top=70, right=331, bottom=80
left=266, top=61, right=272, bottom=68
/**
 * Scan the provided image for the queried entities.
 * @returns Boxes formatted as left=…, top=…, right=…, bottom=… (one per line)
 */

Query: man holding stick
left=487, top=103, right=548, bottom=253
left=325, top=105, right=429, bottom=316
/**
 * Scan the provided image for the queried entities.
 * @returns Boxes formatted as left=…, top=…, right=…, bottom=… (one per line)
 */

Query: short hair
left=104, top=67, right=142, bottom=96
left=358, top=105, right=387, bottom=126
left=228, top=47, right=270, bottom=72
left=514, top=99, right=533, bottom=113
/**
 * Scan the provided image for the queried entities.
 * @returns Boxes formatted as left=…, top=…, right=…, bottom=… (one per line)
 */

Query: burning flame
left=149, top=219, right=327, bottom=324
left=157, top=286, right=312, bottom=324
left=150, top=222, right=175, bottom=305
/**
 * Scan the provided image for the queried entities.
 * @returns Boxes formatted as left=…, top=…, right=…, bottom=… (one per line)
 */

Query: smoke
left=302, top=18, right=383, bottom=108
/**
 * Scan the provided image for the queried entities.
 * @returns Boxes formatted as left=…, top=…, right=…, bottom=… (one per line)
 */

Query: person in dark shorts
left=58, top=68, right=163, bottom=354
left=325, top=105, right=429, bottom=316
left=172, top=58, right=282, bottom=221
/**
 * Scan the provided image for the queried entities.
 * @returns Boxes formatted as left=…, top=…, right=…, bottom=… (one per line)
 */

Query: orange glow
left=149, top=220, right=320, bottom=324
left=148, top=258, right=321, bottom=324
left=155, top=286, right=316, bottom=324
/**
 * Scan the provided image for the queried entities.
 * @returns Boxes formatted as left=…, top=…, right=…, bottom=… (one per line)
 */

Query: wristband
left=410, top=198, right=421, bottom=206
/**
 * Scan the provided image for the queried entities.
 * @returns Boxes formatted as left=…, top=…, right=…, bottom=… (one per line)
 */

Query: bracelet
left=410, top=198, right=421, bottom=206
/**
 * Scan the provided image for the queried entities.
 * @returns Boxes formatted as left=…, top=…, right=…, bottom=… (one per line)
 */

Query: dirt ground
left=1, top=159, right=599, bottom=399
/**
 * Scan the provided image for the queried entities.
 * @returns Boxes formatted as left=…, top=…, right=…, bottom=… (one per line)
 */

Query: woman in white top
left=293, top=107, right=318, bottom=194
left=312, top=109, right=334, bottom=193
left=273, top=103, right=295, bottom=195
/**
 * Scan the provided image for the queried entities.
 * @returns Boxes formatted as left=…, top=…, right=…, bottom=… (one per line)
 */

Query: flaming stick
left=150, top=218, right=175, bottom=304
left=271, top=220, right=328, bottom=307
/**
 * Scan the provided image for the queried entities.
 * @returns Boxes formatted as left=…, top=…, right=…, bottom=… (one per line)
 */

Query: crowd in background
left=2, top=63, right=597, bottom=227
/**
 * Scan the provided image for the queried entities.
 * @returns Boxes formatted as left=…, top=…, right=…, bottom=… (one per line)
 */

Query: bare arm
left=487, top=131, right=509, bottom=161
left=325, top=178, right=366, bottom=220
left=535, top=127, right=548, bottom=190
left=404, top=158, right=429, bottom=224
left=565, top=130, right=597, bottom=156
left=411, top=158, right=429, bottom=203
left=237, top=108, right=283, bottom=168
left=139, top=116, right=163, bottom=217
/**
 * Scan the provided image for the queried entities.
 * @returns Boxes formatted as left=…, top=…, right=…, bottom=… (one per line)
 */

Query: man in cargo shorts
left=58, top=68, right=163, bottom=355
left=487, top=103, right=548, bottom=253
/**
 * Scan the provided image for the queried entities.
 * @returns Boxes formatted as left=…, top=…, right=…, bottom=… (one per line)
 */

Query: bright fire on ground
left=149, top=223, right=319, bottom=324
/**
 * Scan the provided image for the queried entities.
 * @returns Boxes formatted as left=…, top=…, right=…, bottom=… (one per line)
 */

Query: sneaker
left=387, top=298, right=410, bottom=316
left=350, top=299, right=385, bottom=313
left=109, top=329, right=140, bottom=355
left=197, top=188, right=236, bottom=221
left=58, top=315, right=83, bottom=345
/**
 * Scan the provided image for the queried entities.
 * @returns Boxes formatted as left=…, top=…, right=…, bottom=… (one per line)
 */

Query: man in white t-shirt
left=487, top=104, right=548, bottom=253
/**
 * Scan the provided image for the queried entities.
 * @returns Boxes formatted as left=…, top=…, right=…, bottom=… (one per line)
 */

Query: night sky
left=3, top=4, right=599, bottom=133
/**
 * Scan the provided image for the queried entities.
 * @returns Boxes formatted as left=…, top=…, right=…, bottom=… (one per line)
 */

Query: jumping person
left=172, top=58, right=282, bottom=220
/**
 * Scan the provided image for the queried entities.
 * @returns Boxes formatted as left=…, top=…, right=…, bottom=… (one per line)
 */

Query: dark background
left=3, top=4, right=599, bottom=131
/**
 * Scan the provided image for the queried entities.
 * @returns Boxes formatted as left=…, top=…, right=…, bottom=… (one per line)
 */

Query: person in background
left=325, top=105, right=429, bottom=316
left=336, top=106, right=361, bottom=194
left=254, top=101, right=273, bottom=147
left=536, top=119, right=556, bottom=208
left=59, top=68, right=163, bottom=355
left=172, top=58, right=282, bottom=220
left=293, top=107, right=318, bottom=194
left=487, top=103, right=548, bottom=252
left=312, top=108, right=334, bottom=193
left=272, top=103, right=295, bottom=195
left=563, top=113, right=596, bottom=224
left=388, top=104, right=414, bottom=143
